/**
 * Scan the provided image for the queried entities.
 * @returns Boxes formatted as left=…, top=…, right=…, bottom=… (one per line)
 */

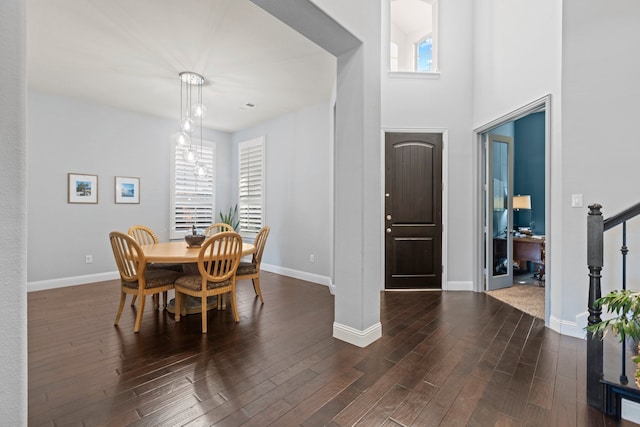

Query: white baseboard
left=27, top=265, right=333, bottom=294
left=28, top=271, right=120, bottom=292
left=549, top=313, right=587, bottom=339
left=446, top=281, right=473, bottom=291
left=622, top=399, right=640, bottom=424
left=333, top=321, right=382, bottom=347
left=261, top=263, right=333, bottom=289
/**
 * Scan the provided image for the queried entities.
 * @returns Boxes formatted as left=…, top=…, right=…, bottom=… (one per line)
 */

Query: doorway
left=475, top=96, right=550, bottom=322
left=384, top=132, right=443, bottom=290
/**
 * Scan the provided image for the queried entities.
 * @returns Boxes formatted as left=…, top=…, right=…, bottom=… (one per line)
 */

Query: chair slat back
left=127, top=225, right=158, bottom=245
left=110, top=231, right=144, bottom=281
left=252, top=226, right=270, bottom=266
left=204, top=222, right=233, bottom=237
left=198, top=232, right=242, bottom=282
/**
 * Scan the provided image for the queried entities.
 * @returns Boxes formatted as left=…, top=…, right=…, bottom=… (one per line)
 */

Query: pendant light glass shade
left=173, top=131, right=190, bottom=146
left=191, top=103, right=207, bottom=118
left=180, top=115, right=195, bottom=133
left=194, top=162, right=208, bottom=177
left=182, top=147, right=198, bottom=163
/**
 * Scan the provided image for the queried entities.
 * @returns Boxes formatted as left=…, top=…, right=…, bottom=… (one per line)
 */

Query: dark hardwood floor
left=28, top=272, right=632, bottom=426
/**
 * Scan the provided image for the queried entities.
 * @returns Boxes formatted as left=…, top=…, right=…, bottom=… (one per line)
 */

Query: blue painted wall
left=514, top=112, right=545, bottom=235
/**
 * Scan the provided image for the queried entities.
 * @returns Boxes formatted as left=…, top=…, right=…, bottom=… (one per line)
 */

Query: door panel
left=486, top=133, right=514, bottom=291
left=385, top=132, right=442, bottom=289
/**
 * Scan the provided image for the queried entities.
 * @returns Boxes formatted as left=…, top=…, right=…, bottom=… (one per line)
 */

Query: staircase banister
left=604, top=201, right=640, bottom=231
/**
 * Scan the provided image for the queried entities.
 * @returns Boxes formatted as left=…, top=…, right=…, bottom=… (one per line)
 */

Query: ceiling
left=391, top=0, right=434, bottom=36
left=26, top=0, right=337, bottom=133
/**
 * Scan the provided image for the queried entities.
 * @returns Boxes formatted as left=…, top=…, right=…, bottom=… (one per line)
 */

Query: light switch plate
left=571, top=194, right=583, bottom=208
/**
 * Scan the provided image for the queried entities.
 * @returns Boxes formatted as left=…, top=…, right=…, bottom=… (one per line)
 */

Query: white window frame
left=170, top=140, right=216, bottom=239
left=238, top=136, right=265, bottom=238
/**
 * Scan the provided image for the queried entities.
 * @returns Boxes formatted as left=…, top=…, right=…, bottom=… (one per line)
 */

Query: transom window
left=390, top=0, right=438, bottom=73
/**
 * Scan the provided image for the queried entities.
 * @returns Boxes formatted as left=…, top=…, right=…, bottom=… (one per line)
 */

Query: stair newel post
left=587, top=203, right=604, bottom=408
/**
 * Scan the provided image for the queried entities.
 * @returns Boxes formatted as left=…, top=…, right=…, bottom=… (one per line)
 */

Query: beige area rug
left=486, top=284, right=544, bottom=319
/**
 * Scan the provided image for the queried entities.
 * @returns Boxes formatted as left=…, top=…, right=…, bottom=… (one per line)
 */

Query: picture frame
left=68, top=173, right=98, bottom=204
left=114, top=176, right=140, bottom=204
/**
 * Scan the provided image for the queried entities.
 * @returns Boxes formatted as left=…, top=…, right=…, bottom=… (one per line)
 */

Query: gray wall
left=27, top=91, right=232, bottom=286
left=26, top=90, right=335, bottom=288
left=232, top=102, right=333, bottom=282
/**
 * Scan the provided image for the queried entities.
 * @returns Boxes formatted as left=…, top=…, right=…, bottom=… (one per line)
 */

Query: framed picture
left=68, top=173, right=98, bottom=204
left=115, top=176, right=140, bottom=204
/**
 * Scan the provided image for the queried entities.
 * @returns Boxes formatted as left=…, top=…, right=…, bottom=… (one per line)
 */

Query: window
left=416, top=34, right=433, bottom=72
left=390, top=0, right=438, bottom=73
left=238, top=136, right=265, bottom=236
left=170, top=140, right=215, bottom=239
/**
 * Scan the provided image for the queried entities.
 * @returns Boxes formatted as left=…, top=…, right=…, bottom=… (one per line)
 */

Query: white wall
left=561, top=1, right=640, bottom=321
left=382, top=0, right=474, bottom=288
left=232, top=102, right=333, bottom=283
left=27, top=91, right=232, bottom=287
left=0, top=0, right=27, bottom=423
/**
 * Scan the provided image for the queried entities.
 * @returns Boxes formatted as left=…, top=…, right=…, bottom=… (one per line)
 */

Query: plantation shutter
left=170, top=141, right=215, bottom=239
left=238, top=137, right=264, bottom=235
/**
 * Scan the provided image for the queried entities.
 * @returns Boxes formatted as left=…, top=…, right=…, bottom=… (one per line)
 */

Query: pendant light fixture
left=173, top=71, right=207, bottom=174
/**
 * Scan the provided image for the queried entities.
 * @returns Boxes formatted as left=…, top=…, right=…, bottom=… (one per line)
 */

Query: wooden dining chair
left=204, top=222, right=233, bottom=237
left=110, top=231, right=182, bottom=333
left=236, top=226, right=270, bottom=304
left=127, top=224, right=158, bottom=245
left=174, top=231, right=243, bottom=333
left=127, top=224, right=182, bottom=309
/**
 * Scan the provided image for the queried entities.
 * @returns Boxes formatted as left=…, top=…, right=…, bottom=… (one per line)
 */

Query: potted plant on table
left=587, top=289, right=640, bottom=386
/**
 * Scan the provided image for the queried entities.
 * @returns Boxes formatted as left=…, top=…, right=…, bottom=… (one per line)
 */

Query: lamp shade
left=513, top=195, right=531, bottom=210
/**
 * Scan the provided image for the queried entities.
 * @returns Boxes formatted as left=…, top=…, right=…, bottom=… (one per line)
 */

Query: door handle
left=386, top=228, right=392, bottom=234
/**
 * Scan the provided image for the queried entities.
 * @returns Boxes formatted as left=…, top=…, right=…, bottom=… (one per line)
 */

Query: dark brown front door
left=385, top=132, right=443, bottom=289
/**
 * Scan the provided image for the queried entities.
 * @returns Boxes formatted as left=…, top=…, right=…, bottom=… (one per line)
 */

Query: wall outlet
left=309, top=254, right=315, bottom=263
left=85, top=255, right=93, bottom=264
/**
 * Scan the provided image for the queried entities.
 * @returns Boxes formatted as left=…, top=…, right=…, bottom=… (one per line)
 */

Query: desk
left=493, top=236, right=545, bottom=278
left=140, top=241, right=255, bottom=314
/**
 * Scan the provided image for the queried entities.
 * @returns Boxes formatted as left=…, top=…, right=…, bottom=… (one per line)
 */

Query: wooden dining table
left=141, top=240, right=255, bottom=263
left=140, top=240, right=256, bottom=314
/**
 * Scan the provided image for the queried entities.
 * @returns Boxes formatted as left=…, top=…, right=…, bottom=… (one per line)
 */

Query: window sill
left=388, top=71, right=441, bottom=79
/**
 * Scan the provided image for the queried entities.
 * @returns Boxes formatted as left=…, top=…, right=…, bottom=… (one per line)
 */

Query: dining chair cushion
left=146, top=263, right=184, bottom=273
left=175, top=275, right=232, bottom=291
left=236, top=261, right=257, bottom=275
left=122, top=269, right=182, bottom=290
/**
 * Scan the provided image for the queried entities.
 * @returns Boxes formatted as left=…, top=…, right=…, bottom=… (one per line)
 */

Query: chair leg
left=174, top=291, right=181, bottom=322
left=134, top=295, right=146, bottom=333
left=201, top=295, right=208, bottom=333
left=114, top=291, right=126, bottom=325
left=252, top=277, right=264, bottom=304
left=130, top=295, right=137, bottom=306
left=230, top=289, right=240, bottom=322
left=162, top=291, right=168, bottom=309
left=152, top=294, right=159, bottom=310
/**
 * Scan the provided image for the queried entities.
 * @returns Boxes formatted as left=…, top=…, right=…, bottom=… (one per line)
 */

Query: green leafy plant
left=586, top=289, right=640, bottom=386
left=219, top=204, right=240, bottom=231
